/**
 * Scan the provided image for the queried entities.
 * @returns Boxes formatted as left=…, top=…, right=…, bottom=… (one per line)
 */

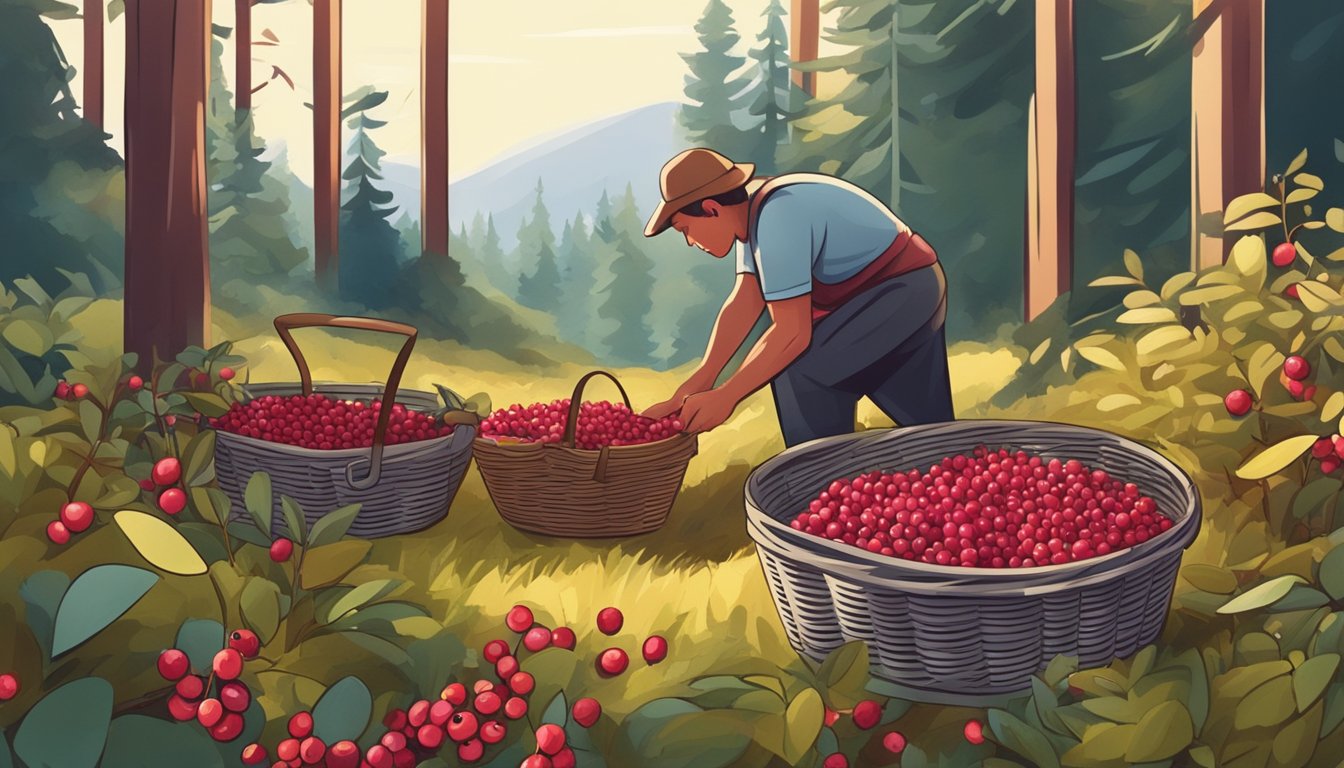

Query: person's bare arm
left=643, top=273, right=765, bottom=418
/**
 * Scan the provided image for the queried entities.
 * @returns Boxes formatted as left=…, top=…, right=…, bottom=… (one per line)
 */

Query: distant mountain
left=435, top=102, right=688, bottom=249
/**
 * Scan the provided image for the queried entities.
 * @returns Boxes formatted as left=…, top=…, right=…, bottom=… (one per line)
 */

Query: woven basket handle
left=561, top=370, right=633, bottom=448
left=273, top=313, right=418, bottom=490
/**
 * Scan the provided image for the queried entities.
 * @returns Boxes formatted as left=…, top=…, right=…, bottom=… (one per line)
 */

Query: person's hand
left=641, top=395, right=687, bottom=421
left=678, top=389, right=739, bottom=434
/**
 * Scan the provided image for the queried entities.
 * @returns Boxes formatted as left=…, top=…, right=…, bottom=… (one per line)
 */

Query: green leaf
left=3, top=318, right=55, bottom=357
left=20, top=571, right=69, bottom=658
left=1218, top=575, right=1306, bottom=614
left=107, top=0, right=125, bottom=20
left=1060, top=722, right=1134, bottom=765
left=1181, top=564, right=1238, bottom=594
left=1321, top=545, right=1344, bottom=601
left=182, top=430, right=216, bottom=487
left=1286, top=148, right=1308, bottom=176
left=1044, top=656, right=1079, bottom=688
left=300, top=540, right=373, bottom=589
left=189, top=487, right=221, bottom=526
left=51, top=565, right=158, bottom=657
left=1292, top=478, right=1339, bottom=521
left=1323, top=682, right=1344, bottom=737
left=1235, top=675, right=1296, bottom=728
left=542, top=690, right=569, bottom=726
left=307, top=504, right=362, bottom=548
left=816, top=640, right=870, bottom=708
left=244, top=472, right=272, bottom=536
left=1189, top=745, right=1215, bottom=768
left=324, top=579, right=400, bottom=624
left=240, top=578, right=282, bottom=645
left=279, top=495, right=308, bottom=545
left=988, top=709, right=1060, bottom=768
left=101, top=715, right=225, bottom=768
left=1293, top=654, right=1339, bottom=711
left=13, top=678, right=113, bottom=768
left=77, top=399, right=101, bottom=443
left=182, top=392, right=230, bottom=417
left=227, top=521, right=272, bottom=548
left=175, top=619, right=225, bottom=673
left=1123, top=250, right=1144, bottom=281
left=1088, top=276, right=1143, bottom=288
left=1234, top=435, right=1321, bottom=480
left=1124, top=701, right=1193, bottom=762
left=1326, top=207, right=1344, bottom=233
left=1223, top=192, right=1281, bottom=225
left=312, top=676, right=373, bottom=743
left=1225, top=211, right=1282, bottom=232
left=783, top=688, right=823, bottom=764
left=1076, top=346, right=1126, bottom=372
left=622, top=699, right=704, bottom=753
left=1295, top=172, right=1324, bottom=191
left=1270, top=585, right=1331, bottom=613
left=114, top=511, right=208, bottom=575
left=1287, top=188, right=1319, bottom=204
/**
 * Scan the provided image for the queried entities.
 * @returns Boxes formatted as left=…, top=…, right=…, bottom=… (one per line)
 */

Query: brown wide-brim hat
left=644, top=148, right=755, bottom=237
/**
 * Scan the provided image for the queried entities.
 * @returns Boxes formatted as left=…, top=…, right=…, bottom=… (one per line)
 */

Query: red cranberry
left=642, top=635, right=668, bottom=664
left=448, top=711, right=479, bottom=742
left=175, top=674, right=206, bottom=700
left=572, top=697, right=601, bottom=727
left=483, top=639, right=510, bottom=663
left=365, top=745, right=393, bottom=768
left=157, top=488, right=186, bottom=515
left=0, top=673, right=19, bottom=701
left=298, top=736, right=325, bottom=764
left=535, top=723, right=566, bottom=755
left=416, top=723, right=444, bottom=749
left=1272, top=242, right=1296, bottom=267
left=552, top=748, right=577, bottom=768
left=152, top=457, right=181, bottom=485
left=551, top=626, right=576, bottom=649
left=823, top=754, right=848, bottom=768
left=60, top=501, right=94, bottom=533
left=209, top=712, right=244, bottom=742
left=1224, top=389, right=1252, bottom=417
left=47, top=521, right=70, bottom=545
left=325, top=741, right=359, bottom=768
left=212, top=649, right=243, bottom=681
left=196, top=698, right=224, bottom=728
left=220, top=682, right=250, bottom=712
left=157, top=649, right=189, bottom=681
left=240, top=743, right=267, bottom=765
left=504, top=696, right=528, bottom=720
left=408, top=699, right=431, bottom=727
left=457, top=738, right=484, bottom=763
left=824, top=708, right=839, bottom=727
left=229, top=629, right=261, bottom=659
left=288, top=711, right=313, bottom=739
left=72, top=383, right=88, bottom=399
left=383, top=708, right=408, bottom=731
left=496, top=655, right=520, bottom=681
left=480, top=720, right=506, bottom=743
left=883, top=731, right=907, bottom=753
left=506, top=605, right=534, bottom=633
left=597, top=648, right=628, bottom=676
left=852, top=700, right=881, bottom=729
left=430, top=700, right=454, bottom=726
left=269, top=538, right=293, bottom=562
left=509, top=671, right=535, bottom=696
left=523, top=626, right=552, bottom=652
left=1284, top=356, right=1311, bottom=381
left=167, top=694, right=198, bottom=721
left=596, top=607, right=623, bottom=635
left=521, top=756, right=553, bottom=768
left=219, top=367, right=236, bottom=381
left=474, top=691, right=502, bottom=716
left=964, top=719, right=985, bottom=744
left=440, top=683, right=467, bottom=705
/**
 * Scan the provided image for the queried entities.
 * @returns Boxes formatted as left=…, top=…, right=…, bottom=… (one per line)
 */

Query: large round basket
left=212, top=314, right=476, bottom=539
left=745, top=420, right=1201, bottom=702
left=472, top=371, right=697, bottom=538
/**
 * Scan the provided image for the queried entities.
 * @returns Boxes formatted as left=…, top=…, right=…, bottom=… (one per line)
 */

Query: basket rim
left=213, top=422, right=474, bottom=457
left=471, top=432, right=696, bottom=453
left=240, top=381, right=441, bottom=399
left=744, top=419, right=1201, bottom=581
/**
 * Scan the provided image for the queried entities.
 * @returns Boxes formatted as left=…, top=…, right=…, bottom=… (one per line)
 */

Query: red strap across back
left=745, top=174, right=939, bottom=322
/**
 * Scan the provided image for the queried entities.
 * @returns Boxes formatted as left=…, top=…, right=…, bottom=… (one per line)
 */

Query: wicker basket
left=212, top=313, right=476, bottom=539
left=745, top=420, right=1201, bottom=701
left=473, top=370, right=698, bottom=538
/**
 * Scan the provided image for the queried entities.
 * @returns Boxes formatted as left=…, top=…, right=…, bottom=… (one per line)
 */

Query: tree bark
left=83, top=0, right=103, bottom=129
left=1025, top=0, right=1076, bottom=322
left=313, top=0, right=342, bottom=291
left=790, top=0, right=818, bottom=97
left=235, top=0, right=251, bottom=116
left=1191, top=0, right=1265, bottom=269
left=124, top=0, right=212, bottom=373
left=421, top=0, right=449, bottom=258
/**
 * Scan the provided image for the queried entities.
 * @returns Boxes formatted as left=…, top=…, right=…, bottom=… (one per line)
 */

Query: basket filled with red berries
left=210, top=313, right=479, bottom=538
left=745, top=420, right=1201, bottom=702
left=472, top=370, right=697, bottom=538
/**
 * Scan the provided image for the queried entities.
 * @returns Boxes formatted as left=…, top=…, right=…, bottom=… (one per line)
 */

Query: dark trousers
left=771, top=263, right=954, bottom=448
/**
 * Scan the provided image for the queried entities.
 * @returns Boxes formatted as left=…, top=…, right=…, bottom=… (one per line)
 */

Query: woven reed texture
left=473, top=434, right=698, bottom=538
left=744, top=420, right=1201, bottom=698
left=213, top=383, right=475, bottom=539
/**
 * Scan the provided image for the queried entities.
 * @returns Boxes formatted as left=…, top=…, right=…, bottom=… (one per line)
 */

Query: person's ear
left=702, top=200, right=722, bottom=218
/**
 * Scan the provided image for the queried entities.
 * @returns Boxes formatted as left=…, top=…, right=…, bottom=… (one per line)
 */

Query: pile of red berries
left=478, top=400, right=682, bottom=449
left=159, top=630, right=260, bottom=743
left=210, top=394, right=455, bottom=450
left=45, top=500, right=94, bottom=545
left=790, top=446, right=1172, bottom=568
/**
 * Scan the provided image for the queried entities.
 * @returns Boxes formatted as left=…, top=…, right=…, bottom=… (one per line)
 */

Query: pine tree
left=597, top=233, right=657, bottom=365
left=477, top=213, right=514, bottom=296
left=671, top=261, right=733, bottom=365
left=679, top=0, right=755, bottom=159
left=593, top=189, right=617, bottom=243
left=612, top=183, right=646, bottom=241
left=744, top=0, right=803, bottom=173
left=468, top=211, right=487, bottom=252
left=518, top=241, right=562, bottom=311
left=205, top=31, right=307, bottom=278
left=558, top=212, right=599, bottom=348
left=515, top=178, right=555, bottom=280
left=337, top=94, right=404, bottom=308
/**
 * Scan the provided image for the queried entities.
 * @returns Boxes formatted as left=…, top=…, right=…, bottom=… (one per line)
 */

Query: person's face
left=670, top=202, right=737, bottom=258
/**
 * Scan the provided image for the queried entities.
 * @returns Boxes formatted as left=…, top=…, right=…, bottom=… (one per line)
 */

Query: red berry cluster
left=45, top=500, right=94, bottom=545
left=478, top=400, right=682, bottom=449
left=1280, top=355, right=1316, bottom=402
left=1310, top=435, right=1344, bottom=474
left=140, top=457, right=189, bottom=516
left=0, top=673, right=18, bottom=701
left=210, top=394, right=455, bottom=450
left=159, top=630, right=261, bottom=744
left=816, top=700, right=907, bottom=766
left=790, top=447, right=1173, bottom=567
left=53, top=380, right=89, bottom=401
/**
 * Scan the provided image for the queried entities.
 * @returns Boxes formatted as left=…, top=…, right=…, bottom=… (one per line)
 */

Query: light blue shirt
left=736, top=176, right=909, bottom=301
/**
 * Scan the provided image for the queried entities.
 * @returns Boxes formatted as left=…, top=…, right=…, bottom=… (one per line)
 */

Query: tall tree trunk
left=421, top=0, right=449, bottom=258
left=313, top=0, right=341, bottom=291
left=235, top=0, right=251, bottom=116
left=83, top=0, right=103, bottom=128
left=1191, top=0, right=1264, bottom=269
left=790, top=0, right=818, bottom=97
left=124, top=0, right=212, bottom=373
left=1025, top=0, right=1076, bottom=322
left=889, top=8, right=899, bottom=210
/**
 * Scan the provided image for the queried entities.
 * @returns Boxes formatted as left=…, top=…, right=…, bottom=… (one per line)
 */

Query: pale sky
left=50, top=0, right=838, bottom=185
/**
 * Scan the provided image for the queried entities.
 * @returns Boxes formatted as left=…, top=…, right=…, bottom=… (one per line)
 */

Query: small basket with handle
left=212, top=313, right=478, bottom=539
left=472, top=370, right=698, bottom=538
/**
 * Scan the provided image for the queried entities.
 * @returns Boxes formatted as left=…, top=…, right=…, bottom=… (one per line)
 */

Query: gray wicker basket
left=212, top=314, right=476, bottom=539
left=744, top=420, right=1201, bottom=701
